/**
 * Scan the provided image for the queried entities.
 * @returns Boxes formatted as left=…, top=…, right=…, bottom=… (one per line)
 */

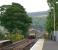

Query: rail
left=0, top=39, right=35, bottom=50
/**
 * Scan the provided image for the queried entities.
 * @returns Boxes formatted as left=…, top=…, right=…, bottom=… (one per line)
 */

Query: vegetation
left=46, top=0, right=55, bottom=32
left=6, top=34, right=24, bottom=42
left=46, top=0, right=58, bottom=38
left=32, top=16, right=47, bottom=30
left=0, top=33, right=24, bottom=42
left=0, top=2, right=32, bottom=37
left=0, top=2, right=32, bottom=41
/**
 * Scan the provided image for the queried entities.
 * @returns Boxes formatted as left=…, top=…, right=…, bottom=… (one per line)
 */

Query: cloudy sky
left=0, top=0, right=49, bottom=12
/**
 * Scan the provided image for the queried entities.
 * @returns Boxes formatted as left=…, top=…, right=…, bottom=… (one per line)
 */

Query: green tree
left=46, top=0, right=56, bottom=33
left=55, top=3, right=58, bottom=29
left=46, top=0, right=58, bottom=38
left=0, top=3, right=32, bottom=37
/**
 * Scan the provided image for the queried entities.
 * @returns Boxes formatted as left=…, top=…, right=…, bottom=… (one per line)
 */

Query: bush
left=16, top=34, right=24, bottom=41
left=0, top=33, right=5, bottom=40
left=0, top=33, right=24, bottom=42
left=6, top=34, right=24, bottom=42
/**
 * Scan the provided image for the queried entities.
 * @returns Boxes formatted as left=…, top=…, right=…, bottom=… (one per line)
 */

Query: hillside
left=27, top=11, right=48, bottom=17
left=27, top=11, right=48, bottom=31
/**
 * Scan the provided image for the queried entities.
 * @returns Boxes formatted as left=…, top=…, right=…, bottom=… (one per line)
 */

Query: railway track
left=0, top=39, right=36, bottom=50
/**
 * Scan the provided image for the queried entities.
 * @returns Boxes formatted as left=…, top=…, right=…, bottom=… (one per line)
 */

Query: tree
left=55, top=3, right=58, bottom=29
left=46, top=0, right=56, bottom=33
left=0, top=3, right=32, bottom=37
left=46, top=0, right=58, bottom=38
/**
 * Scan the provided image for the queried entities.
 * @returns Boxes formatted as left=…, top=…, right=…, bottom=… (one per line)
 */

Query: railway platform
left=30, top=39, right=58, bottom=50
left=30, top=39, right=44, bottom=50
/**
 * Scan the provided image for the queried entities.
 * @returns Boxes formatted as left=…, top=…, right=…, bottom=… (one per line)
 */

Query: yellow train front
left=28, top=30, right=36, bottom=39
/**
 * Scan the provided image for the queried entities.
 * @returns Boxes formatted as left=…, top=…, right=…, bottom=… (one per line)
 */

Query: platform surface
left=30, top=39, right=44, bottom=50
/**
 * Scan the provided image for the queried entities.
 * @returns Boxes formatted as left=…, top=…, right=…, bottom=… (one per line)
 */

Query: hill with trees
left=27, top=11, right=48, bottom=31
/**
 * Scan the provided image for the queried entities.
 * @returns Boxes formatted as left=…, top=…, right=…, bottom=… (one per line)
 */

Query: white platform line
left=30, top=39, right=44, bottom=50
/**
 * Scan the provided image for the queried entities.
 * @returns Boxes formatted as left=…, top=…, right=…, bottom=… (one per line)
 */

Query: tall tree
left=46, top=0, right=57, bottom=38
left=46, top=0, right=56, bottom=33
left=0, top=3, right=32, bottom=37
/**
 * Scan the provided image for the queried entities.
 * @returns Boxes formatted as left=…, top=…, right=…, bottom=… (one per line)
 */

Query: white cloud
left=0, top=0, right=49, bottom=12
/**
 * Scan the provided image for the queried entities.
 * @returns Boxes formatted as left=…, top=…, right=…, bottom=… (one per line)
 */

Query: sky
left=0, top=0, right=49, bottom=12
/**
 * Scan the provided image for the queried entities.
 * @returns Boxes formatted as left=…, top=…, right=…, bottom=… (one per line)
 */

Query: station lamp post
left=52, top=1, right=58, bottom=40
left=50, top=3, right=55, bottom=40
left=53, top=1, right=58, bottom=37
